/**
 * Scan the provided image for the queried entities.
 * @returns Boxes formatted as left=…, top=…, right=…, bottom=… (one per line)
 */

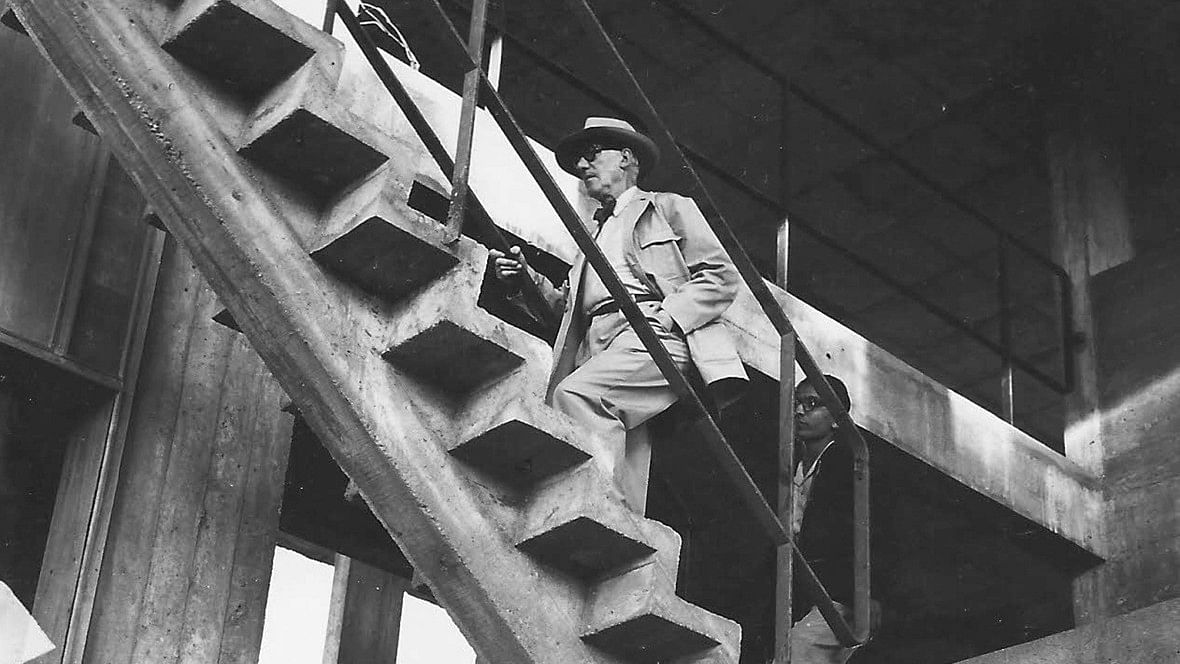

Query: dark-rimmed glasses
left=575, top=143, right=623, bottom=164
left=794, top=395, right=825, bottom=413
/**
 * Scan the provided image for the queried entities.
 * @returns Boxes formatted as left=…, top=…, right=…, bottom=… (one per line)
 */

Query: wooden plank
left=80, top=240, right=207, bottom=664
left=78, top=240, right=290, bottom=664
left=336, top=559, right=408, bottom=664
left=215, top=349, right=293, bottom=664
left=321, top=555, right=351, bottom=664
left=64, top=160, right=152, bottom=375
left=31, top=399, right=117, bottom=664
left=0, top=24, right=106, bottom=345
left=50, top=152, right=110, bottom=354
left=127, top=274, right=235, bottom=664
left=56, top=232, right=166, bottom=664
left=174, top=336, right=270, bottom=663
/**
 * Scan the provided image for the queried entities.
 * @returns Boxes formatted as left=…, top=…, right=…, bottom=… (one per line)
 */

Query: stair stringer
left=10, top=1, right=741, bottom=662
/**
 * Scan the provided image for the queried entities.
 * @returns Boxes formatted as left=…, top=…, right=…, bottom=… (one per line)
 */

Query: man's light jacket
left=532, top=188, right=749, bottom=400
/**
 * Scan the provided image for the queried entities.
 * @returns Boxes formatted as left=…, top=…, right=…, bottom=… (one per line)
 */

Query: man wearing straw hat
left=491, top=117, right=747, bottom=512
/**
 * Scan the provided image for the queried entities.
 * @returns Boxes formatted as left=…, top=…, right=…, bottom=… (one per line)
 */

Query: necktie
left=592, top=197, right=616, bottom=226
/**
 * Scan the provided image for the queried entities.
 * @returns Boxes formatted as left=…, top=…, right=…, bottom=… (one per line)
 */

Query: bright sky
left=259, top=547, right=476, bottom=664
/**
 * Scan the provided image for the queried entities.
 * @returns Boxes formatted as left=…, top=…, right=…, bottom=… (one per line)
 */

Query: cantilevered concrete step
left=163, top=0, right=342, bottom=102
left=513, top=463, right=735, bottom=662
left=1, top=6, right=26, bottom=34
left=515, top=464, right=668, bottom=580
left=19, top=0, right=744, bottom=660
left=451, top=399, right=593, bottom=491
left=377, top=239, right=551, bottom=401
left=582, top=558, right=739, bottom=664
left=237, top=93, right=390, bottom=208
left=311, top=164, right=459, bottom=302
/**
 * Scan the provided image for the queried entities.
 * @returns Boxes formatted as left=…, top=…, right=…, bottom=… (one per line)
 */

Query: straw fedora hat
left=555, top=117, right=660, bottom=177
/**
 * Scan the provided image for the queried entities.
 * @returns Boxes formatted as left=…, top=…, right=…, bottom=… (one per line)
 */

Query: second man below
left=490, top=116, right=747, bottom=512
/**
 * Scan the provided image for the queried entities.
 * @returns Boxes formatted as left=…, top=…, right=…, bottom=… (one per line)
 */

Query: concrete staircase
left=7, top=0, right=741, bottom=661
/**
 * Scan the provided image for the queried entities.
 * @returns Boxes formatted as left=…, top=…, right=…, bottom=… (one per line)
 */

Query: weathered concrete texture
left=163, top=0, right=315, bottom=101
left=311, top=164, right=459, bottom=301
left=14, top=1, right=739, bottom=661
left=720, top=284, right=1104, bottom=555
left=451, top=400, right=593, bottom=490
left=80, top=240, right=292, bottom=664
left=1085, top=242, right=1180, bottom=616
left=323, top=41, right=1105, bottom=556
left=1, top=2, right=25, bottom=33
left=954, top=596, right=1180, bottom=664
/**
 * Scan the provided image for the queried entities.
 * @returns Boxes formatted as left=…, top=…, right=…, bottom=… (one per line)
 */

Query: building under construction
left=1, top=0, right=1178, bottom=662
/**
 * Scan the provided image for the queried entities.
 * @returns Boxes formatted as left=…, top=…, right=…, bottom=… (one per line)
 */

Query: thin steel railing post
left=322, top=0, right=337, bottom=33
left=395, top=0, right=864, bottom=644
left=1060, top=273, right=1076, bottom=391
left=850, top=431, right=871, bottom=643
left=405, top=0, right=792, bottom=546
left=998, top=236, right=1015, bottom=423
left=779, top=81, right=790, bottom=205
left=444, top=0, right=490, bottom=241
left=428, top=0, right=1070, bottom=398
left=775, top=220, right=795, bottom=664
left=559, top=0, right=870, bottom=645
left=333, top=1, right=559, bottom=330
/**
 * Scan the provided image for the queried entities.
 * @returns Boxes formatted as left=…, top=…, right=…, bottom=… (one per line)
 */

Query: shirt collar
left=604, top=186, right=638, bottom=218
left=800, top=439, right=838, bottom=479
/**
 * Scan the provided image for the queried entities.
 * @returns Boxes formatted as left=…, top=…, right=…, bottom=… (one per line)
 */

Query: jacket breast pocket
left=637, top=218, right=689, bottom=285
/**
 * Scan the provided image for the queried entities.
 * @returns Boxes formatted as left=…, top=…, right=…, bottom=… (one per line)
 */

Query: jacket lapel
left=546, top=189, right=653, bottom=401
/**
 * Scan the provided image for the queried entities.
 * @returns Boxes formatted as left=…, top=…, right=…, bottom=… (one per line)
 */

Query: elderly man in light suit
left=491, top=117, right=747, bottom=511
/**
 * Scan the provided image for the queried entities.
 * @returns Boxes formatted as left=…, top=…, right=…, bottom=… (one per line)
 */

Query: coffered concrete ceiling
left=373, top=0, right=1180, bottom=447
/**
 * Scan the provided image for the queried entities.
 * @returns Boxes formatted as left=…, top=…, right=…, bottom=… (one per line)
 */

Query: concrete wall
left=1083, top=242, right=1180, bottom=617
left=81, top=239, right=293, bottom=664
left=956, top=596, right=1180, bottom=664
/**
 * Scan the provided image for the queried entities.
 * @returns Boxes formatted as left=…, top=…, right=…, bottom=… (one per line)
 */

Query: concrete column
left=1083, top=246, right=1180, bottom=620
left=1047, top=115, right=1135, bottom=475
left=1047, top=112, right=1139, bottom=625
left=78, top=241, right=294, bottom=664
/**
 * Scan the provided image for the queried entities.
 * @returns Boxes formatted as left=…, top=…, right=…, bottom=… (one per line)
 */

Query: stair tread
left=240, top=107, right=388, bottom=205
left=450, top=401, right=592, bottom=489
left=582, top=560, right=739, bottom=664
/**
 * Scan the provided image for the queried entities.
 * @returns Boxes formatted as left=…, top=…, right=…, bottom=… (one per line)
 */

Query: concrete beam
left=12, top=2, right=737, bottom=662
left=354, top=60, right=1105, bottom=556
left=722, top=285, right=1105, bottom=556
left=953, top=596, right=1180, bottom=664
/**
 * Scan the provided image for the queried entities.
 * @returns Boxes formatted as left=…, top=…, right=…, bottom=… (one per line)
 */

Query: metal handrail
left=338, top=2, right=558, bottom=330
left=651, top=0, right=1066, bottom=281
left=559, top=0, right=872, bottom=645
left=338, top=0, right=871, bottom=646
left=422, top=0, right=1072, bottom=400
left=339, top=0, right=789, bottom=540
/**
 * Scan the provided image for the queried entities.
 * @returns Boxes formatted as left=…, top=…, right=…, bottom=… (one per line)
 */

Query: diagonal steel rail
left=334, top=2, right=559, bottom=330
left=384, top=0, right=795, bottom=542
left=561, top=0, right=872, bottom=645
left=343, top=0, right=868, bottom=648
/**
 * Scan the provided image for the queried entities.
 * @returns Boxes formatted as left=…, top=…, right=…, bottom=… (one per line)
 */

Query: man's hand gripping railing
left=333, top=1, right=558, bottom=331
left=558, top=0, right=874, bottom=647
left=337, top=0, right=869, bottom=648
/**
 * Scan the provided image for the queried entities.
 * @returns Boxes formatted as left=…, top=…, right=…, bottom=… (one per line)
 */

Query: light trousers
left=550, top=302, right=689, bottom=512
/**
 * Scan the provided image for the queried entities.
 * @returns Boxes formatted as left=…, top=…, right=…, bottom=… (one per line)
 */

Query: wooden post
left=323, top=555, right=408, bottom=664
